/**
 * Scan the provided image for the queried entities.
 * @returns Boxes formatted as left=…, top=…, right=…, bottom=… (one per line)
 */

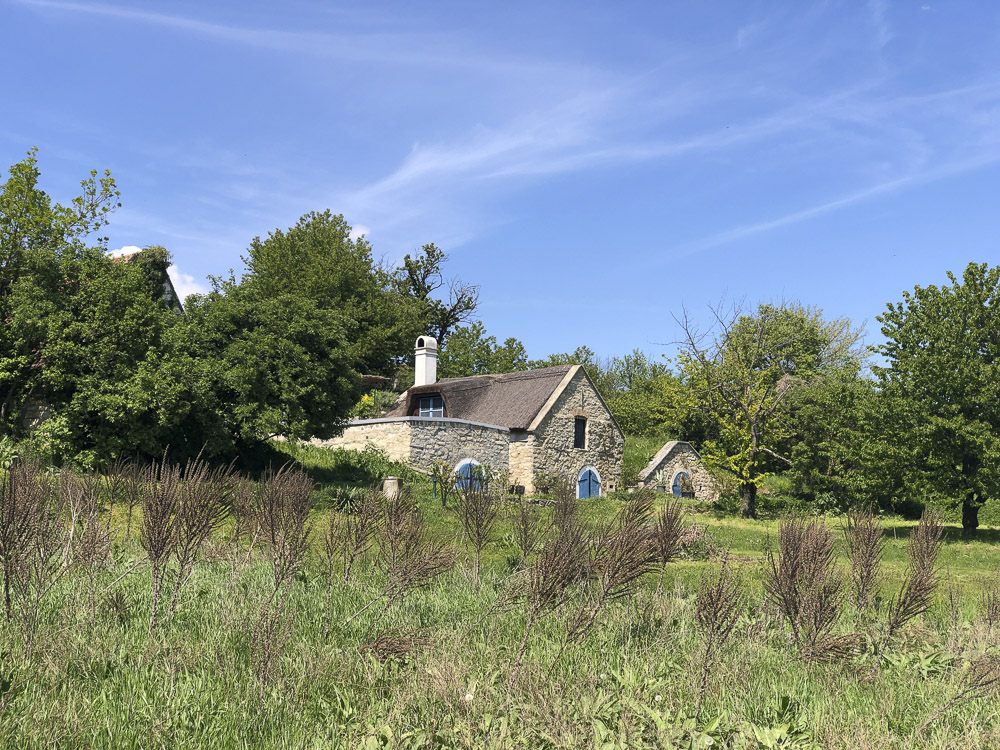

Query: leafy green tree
left=438, top=321, right=529, bottom=378
left=679, top=302, right=864, bottom=518
left=168, top=291, right=360, bottom=455
left=239, top=210, right=419, bottom=375
left=0, top=149, right=120, bottom=431
left=873, top=263, right=1000, bottom=535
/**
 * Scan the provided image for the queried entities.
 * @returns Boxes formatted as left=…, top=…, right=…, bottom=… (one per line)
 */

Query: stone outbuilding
left=316, top=336, right=625, bottom=497
left=636, top=440, right=718, bottom=502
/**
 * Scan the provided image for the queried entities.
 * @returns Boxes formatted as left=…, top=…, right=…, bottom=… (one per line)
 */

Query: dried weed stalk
left=228, top=477, right=260, bottom=576
left=0, top=459, right=44, bottom=623
left=456, top=483, right=499, bottom=591
left=512, top=496, right=541, bottom=566
left=694, top=551, right=745, bottom=724
left=10, top=469, right=70, bottom=658
left=346, top=502, right=456, bottom=632
left=653, top=493, right=686, bottom=594
left=508, top=492, right=589, bottom=677
left=979, top=567, right=1000, bottom=632
left=166, top=458, right=234, bottom=619
left=322, top=487, right=380, bottom=636
left=65, top=471, right=114, bottom=624
left=362, top=626, right=432, bottom=662
left=140, top=457, right=181, bottom=633
left=917, top=653, right=1000, bottom=735
left=878, top=509, right=943, bottom=664
left=257, top=463, right=313, bottom=600
left=553, top=492, right=657, bottom=670
left=765, top=516, right=855, bottom=664
left=842, top=505, right=885, bottom=618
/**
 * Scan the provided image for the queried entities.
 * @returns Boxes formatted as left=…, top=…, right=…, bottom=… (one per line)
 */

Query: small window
left=418, top=395, right=443, bottom=418
left=574, top=417, right=587, bottom=449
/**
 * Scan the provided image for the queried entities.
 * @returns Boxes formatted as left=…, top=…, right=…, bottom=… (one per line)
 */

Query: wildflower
left=600, top=673, right=607, bottom=680
left=654, top=694, right=662, bottom=703
left=464, top=693, right=473, bottom=702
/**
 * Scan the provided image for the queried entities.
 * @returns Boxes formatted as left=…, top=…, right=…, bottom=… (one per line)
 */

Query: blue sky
left=3, top=1, right=1000, bottom=362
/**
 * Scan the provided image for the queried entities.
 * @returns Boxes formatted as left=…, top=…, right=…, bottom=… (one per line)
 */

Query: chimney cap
left=416, top=335, right=438, bottom=351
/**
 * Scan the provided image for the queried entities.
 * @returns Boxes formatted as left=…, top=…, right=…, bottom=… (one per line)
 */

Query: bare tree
left=393, top=243, right=479, bottom=346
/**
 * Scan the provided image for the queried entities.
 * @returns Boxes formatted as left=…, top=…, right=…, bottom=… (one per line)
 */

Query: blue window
left=419, top=395, right=443, bottom=417
left=577, top=467, right=601, bottom=499
left=455, top=460, right=482, bottom=491
left=672, top=472, right=691, bottom=497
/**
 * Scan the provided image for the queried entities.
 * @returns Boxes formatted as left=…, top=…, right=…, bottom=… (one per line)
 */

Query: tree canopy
left=872, top=262, right=1000, bottom=534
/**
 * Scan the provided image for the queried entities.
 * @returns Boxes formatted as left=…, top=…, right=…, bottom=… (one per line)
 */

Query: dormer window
left=418, top=395, right=444, bottom=418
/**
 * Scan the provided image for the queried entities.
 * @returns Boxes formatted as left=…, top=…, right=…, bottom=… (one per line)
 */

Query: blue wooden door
left=578, top=469, right=600, bottom=498
left=455, top=462, right=482, bottom=491
left=672, top=471, right=690, bottom=497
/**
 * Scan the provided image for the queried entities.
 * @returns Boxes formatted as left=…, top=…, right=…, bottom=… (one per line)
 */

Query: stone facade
left=314, top=417, right=509, bottom=475
left=407, top=418, right=509, bottom=473
left=313, top=362, right=624, bottom=498
left=636, top=441, right=718, bottom=502
left=528, top=368, right=624, bottom=496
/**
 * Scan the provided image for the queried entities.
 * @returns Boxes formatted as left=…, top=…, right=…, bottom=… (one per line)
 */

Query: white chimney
left=414, top=335, right=438, bottom=387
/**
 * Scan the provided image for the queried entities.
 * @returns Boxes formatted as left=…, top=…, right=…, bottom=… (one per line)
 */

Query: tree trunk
left=961, top=501, right=979, bottom=537
left=740, top=483, right=757, bottom=519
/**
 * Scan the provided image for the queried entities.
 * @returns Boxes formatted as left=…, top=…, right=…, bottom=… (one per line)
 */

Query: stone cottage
left=636, top=440, right=718, bottom=502
left=316, top=336, right=625, bottom=497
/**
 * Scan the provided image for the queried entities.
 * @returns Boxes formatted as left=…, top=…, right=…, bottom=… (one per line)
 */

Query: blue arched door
left=578, top=468, right=601, bottom=499
left=455, top=461, right=483, bottom=491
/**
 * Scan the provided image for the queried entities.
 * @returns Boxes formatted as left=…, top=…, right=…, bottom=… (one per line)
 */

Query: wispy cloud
left=14, top=0, right=565, bottom=75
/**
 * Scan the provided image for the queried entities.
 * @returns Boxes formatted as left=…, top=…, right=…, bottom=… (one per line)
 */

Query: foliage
left=678, top=302, right=865, bottom=518
left=872, top=262, right=1000, bottom=535
left=237, top=210, right=418, bottom=376
left=351, top=390, right=399, bottom=419
left=437, top=321, right=530, bottom=378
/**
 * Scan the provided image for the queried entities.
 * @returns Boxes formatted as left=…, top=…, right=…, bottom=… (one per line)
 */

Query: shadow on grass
left=882, top=524, right=1000, bottom=544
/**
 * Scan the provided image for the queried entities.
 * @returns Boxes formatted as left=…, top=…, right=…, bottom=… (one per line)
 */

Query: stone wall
left=508, top=430, right=534, bottom=491
left=637, top=441, right=718, bottom=502
left=530, top=368, right=624, bottom=496
left=310, top=420, right=411, bottom=462
left=408, top=418, right=509, bottom=474
left=313, top=417, right=509, bottom=475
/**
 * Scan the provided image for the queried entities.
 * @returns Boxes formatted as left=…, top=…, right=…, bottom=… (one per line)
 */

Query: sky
left=3, top=0, right=1000, bottom=362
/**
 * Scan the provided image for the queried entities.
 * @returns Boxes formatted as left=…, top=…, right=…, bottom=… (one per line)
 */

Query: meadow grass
left=1, top=459, right=999, bottom=748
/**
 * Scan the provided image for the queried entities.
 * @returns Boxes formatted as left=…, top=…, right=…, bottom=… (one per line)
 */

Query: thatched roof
left=386, top=365, right=574, bottom=430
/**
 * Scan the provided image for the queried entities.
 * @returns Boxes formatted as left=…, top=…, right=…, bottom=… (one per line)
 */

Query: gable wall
left=638, top=442, right=718, bottom=502
left=529, top=369, right=623, bottom=495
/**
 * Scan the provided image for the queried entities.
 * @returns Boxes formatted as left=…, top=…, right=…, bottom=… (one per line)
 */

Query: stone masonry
left=314, top=417, right=510, bottom=475
left=528, top=368, right=624, bottom=495
left=637, top=441, right=718, bottom=502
